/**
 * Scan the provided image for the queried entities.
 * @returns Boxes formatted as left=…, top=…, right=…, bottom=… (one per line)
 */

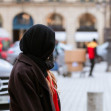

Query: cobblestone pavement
left=55, top=62, right=111, bottom=111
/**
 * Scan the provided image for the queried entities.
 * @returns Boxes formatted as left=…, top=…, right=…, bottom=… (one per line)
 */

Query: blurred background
left=0, top=0, right=111, bottom=111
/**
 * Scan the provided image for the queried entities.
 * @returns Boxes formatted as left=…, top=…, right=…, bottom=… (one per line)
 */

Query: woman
left=8, top=24, right=60, bottom=111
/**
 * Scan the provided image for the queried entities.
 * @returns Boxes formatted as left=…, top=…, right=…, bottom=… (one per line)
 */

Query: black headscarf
left=20, top=24, right=55, bottom=77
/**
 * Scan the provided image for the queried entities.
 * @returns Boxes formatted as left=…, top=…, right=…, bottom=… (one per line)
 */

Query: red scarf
left=47, top=76, right=60, bottom=111
left=52, top=87, right=60, bottom=111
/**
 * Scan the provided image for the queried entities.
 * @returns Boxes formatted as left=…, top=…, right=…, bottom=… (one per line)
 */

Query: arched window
left=47, top=13, right=66, bottom=42
left=47, top=13, right=65, bottom=31
left=13, top=12, right=33, bottom=42
left=77, top=13, right=96, bottom=31
left=76, top=13, right=98, bottom=48
left=13, top=12, right=33, bottom=30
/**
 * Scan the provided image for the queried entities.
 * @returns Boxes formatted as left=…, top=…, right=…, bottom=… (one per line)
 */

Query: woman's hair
left=46, top=71, right=58, bottom=96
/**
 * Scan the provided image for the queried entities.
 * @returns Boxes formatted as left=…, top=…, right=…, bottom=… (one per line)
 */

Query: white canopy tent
left=55, top=31, right=66, bottom=41
left=75, top=32, right=99, bottom=42
left=55, top=31, right=98, bottom=42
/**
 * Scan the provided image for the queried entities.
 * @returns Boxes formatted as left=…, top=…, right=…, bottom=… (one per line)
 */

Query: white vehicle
left=0, top=59, right=13, bottom=110
left=7, top=41, right=21, bottom=64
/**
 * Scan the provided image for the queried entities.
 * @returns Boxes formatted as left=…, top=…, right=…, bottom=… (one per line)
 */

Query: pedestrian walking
left=0, top=41, right=3, bottom=53
left=87, top=39, right=98, bottom=77
left=8, top=24, right=60, bottom=111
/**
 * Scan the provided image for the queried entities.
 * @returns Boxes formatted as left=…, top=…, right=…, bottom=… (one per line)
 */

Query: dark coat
left=8, top=53, right=57, bottom=111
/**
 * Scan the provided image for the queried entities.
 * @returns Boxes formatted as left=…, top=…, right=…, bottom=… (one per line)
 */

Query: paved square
left=56, top=62, right=111, bottom=111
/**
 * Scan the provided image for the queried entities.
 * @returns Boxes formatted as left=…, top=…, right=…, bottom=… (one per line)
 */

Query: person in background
left=0, top=42, right=3, bottom=58
left=53, top=40, right=59, bottom=60
left=0, top=41, right=3, bottom=53
left=8, top=24, right=60, bottom=111
left=87, top=39, right=98, bottom=77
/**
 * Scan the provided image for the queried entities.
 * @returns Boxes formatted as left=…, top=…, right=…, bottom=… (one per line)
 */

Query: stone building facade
left=0, top=0, right=109, bottom=48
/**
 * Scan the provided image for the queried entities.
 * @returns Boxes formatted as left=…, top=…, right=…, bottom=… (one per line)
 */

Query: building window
left=13, top=12, right=33, bottom=42
left=47, top=13, right=65, bottom=31
left=13, top=13, right=33, bottom=29
left=77, top=13, right=97, bottom=31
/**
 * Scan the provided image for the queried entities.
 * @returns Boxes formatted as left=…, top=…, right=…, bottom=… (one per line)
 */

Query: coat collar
left=17, top=53, right=50, bottom=92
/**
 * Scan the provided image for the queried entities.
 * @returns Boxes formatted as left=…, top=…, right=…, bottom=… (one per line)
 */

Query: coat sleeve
left=14, top=69, right=43, bottom=111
